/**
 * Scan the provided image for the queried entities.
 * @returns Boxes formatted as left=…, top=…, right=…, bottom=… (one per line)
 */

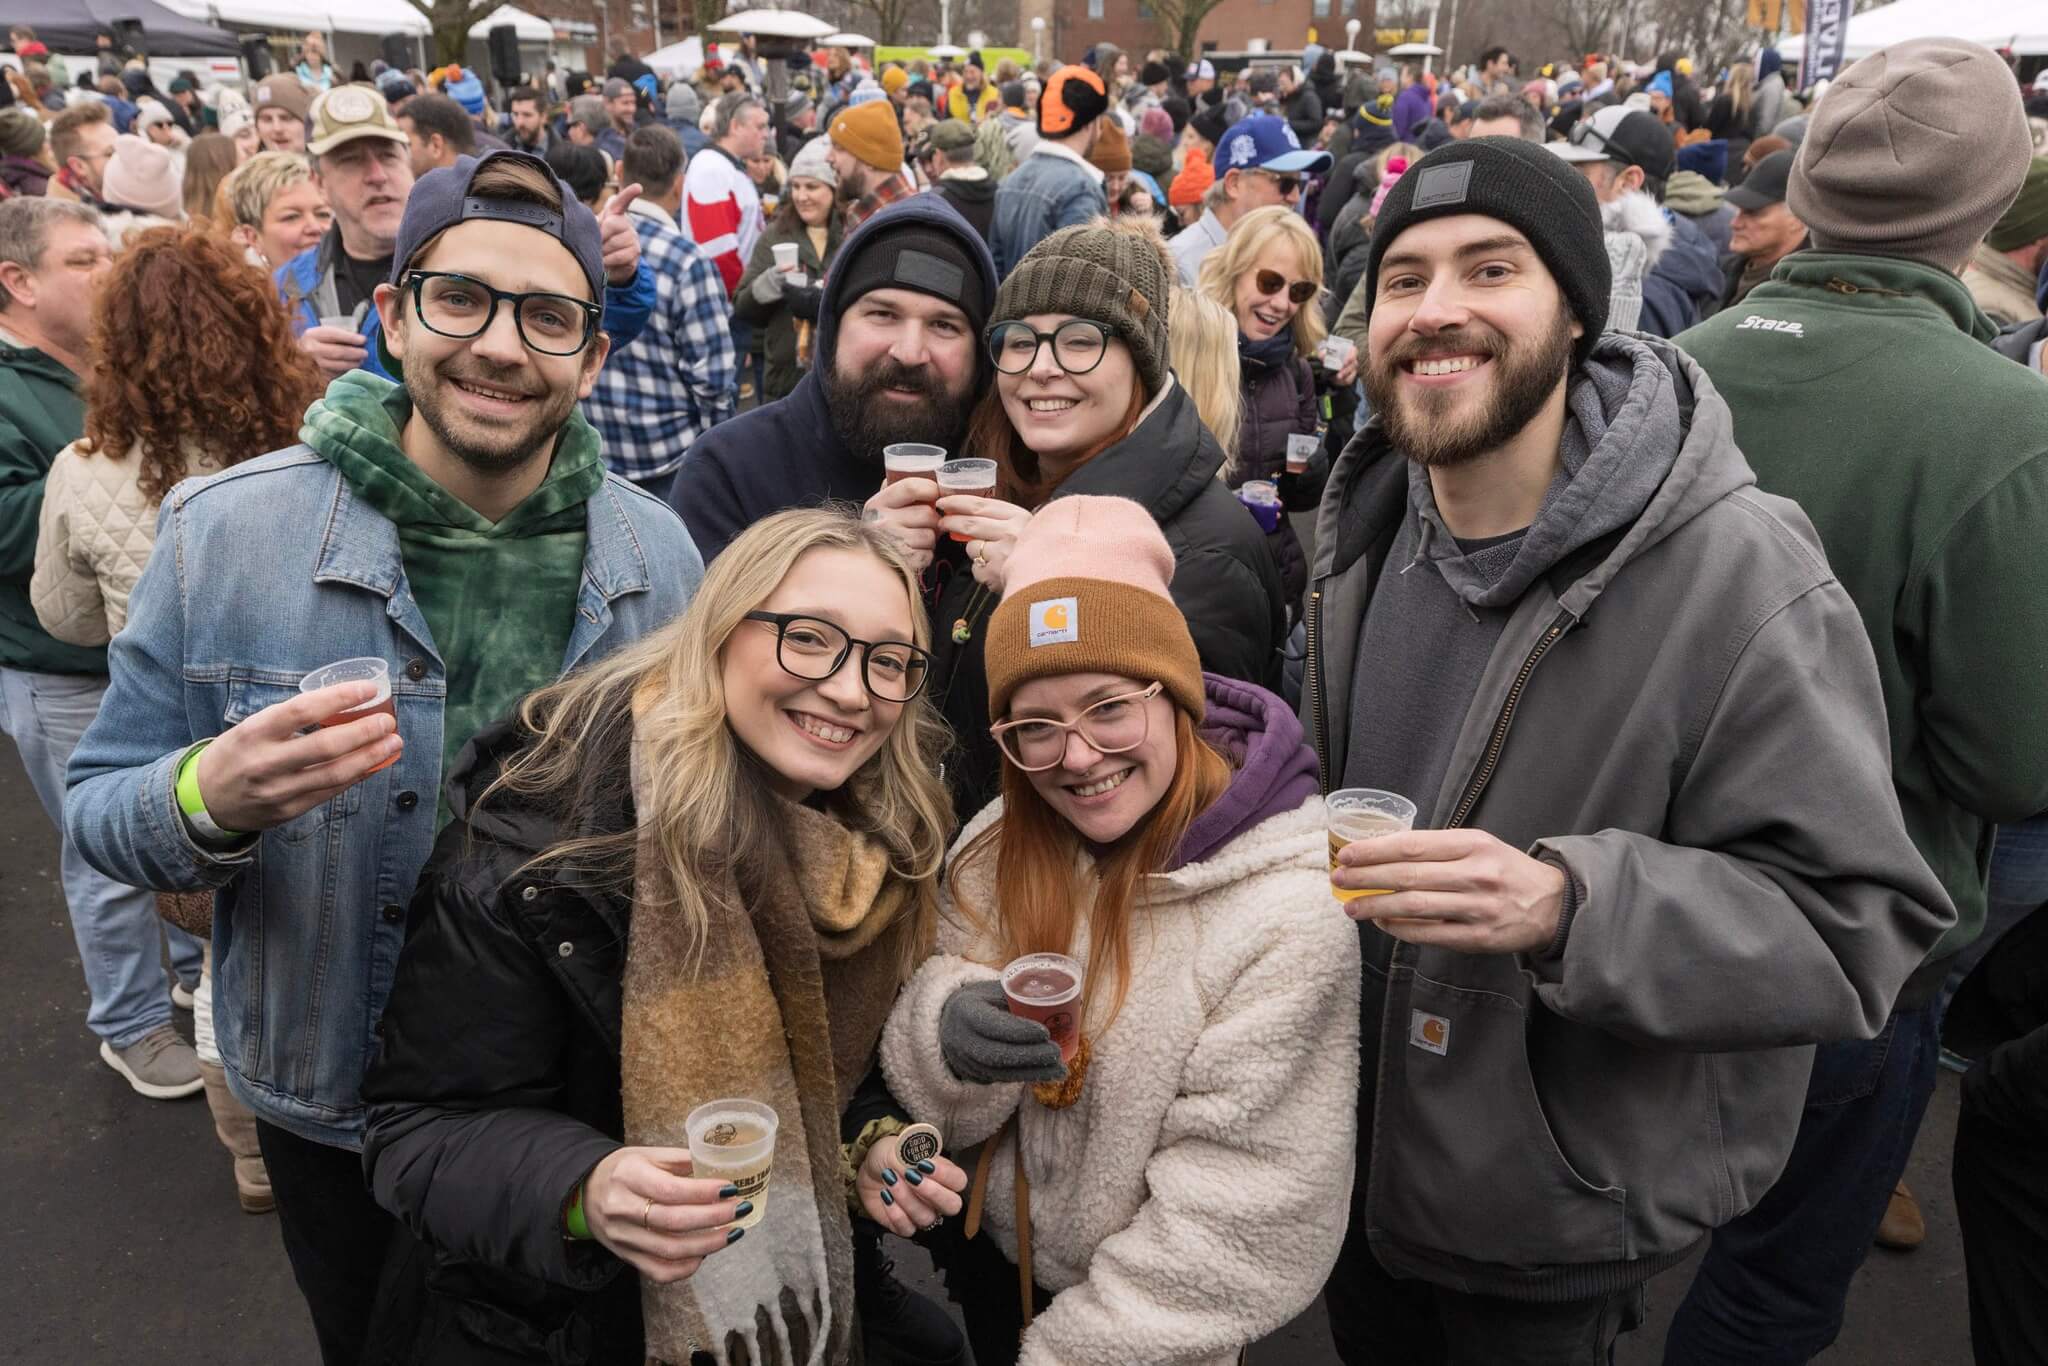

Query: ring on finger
left=922, top=1215, right=945, bottom=1232
left=642, top=1197, right=655, bottom=1229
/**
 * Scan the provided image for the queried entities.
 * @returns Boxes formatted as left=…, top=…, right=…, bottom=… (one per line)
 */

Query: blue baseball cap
left=1214, top=114, right=1332, bottom=176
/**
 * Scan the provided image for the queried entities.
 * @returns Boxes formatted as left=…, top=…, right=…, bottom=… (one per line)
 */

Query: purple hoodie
left=1392, top=82, right=1434, bottom=143
left=1172, top=673, right=1321, bottom=870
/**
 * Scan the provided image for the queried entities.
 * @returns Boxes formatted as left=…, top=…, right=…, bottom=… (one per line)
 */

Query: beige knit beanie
left=1788, top=37, right=2033, bottom=270
left=995, top=218, right=1172, bottom=395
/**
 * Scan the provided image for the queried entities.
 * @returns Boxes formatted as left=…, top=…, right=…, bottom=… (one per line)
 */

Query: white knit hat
left=787, top=135, right=838, bottom=189
left=101, top=134, right=185, bottom=220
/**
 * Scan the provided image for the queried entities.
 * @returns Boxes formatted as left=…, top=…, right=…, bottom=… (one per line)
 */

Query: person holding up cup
left=362, top=509, right=972, bottom=1366
left=733, top=136, right=845, bottom=403
left=880, top=495, right=1360, bottom=1366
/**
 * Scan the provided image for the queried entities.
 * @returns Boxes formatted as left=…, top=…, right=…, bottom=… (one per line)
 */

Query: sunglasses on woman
left=1254, top=270, right=1319, bottom=306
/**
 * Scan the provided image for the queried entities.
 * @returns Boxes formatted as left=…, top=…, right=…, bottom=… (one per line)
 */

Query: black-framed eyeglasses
left=1254, top=269, right=1319, bottom=305
left=986, top=319, right=1113, bottom=376
left=401, top=270, right=601, bottom=356
left=742, top=612, right=932, bottom=703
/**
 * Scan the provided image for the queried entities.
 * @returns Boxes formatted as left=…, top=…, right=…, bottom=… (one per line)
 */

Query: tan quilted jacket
left=31, top=439, right=221, bottom=646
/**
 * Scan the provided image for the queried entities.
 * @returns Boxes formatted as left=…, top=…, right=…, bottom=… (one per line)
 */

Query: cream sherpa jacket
left=881, top=796, right=1360, bottom=1366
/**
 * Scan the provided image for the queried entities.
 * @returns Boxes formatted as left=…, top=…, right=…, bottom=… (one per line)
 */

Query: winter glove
left=749, top=265, right=787, bottom=305
left=785, top=279, right=824, bottom=324
left=938, top=979, right=1066, bottom=1085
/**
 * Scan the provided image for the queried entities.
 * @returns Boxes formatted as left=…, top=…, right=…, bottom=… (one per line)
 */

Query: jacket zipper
left=1445, top=611, right=1575, bottom=829
left=1306, top=587, right=1330, bottom=793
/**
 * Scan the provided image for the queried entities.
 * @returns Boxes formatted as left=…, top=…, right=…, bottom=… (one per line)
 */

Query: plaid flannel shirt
left=586, top=203, right=738, bottom=483
left=845, top=169, right=916, bottom=231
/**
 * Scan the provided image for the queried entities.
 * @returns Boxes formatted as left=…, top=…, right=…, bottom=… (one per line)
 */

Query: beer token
left=705, top=1121, right=739, bottom=1145
left=897, top=1124, right=943, bottom=1167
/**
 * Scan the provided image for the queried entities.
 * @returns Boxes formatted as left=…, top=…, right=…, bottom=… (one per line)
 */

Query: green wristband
left=564, top=1182, right=592, bottom=1241
left=175, top=741, right=243, bottom=840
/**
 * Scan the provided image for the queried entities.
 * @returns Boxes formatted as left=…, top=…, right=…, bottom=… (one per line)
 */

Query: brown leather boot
left=199, top=1060, right=274, bottom=1214
left=1875, top=1179, right=1925, bottom=1250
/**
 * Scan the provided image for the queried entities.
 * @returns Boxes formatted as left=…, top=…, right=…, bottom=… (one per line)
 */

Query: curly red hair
left=80, top=226, right=325, bottom=504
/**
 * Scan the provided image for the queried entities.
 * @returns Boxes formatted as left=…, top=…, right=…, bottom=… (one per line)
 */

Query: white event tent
left=1777, top=0, right=2048, bottom=62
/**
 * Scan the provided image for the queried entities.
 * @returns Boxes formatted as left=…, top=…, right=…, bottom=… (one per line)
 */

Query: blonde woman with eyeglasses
left=361, top=507, right=972, bottom=1365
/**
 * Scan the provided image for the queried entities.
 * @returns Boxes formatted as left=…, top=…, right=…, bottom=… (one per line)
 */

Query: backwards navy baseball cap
left=1215, top=114, right=1333, bottom=177
left=381, top=149, right=607, bottom=370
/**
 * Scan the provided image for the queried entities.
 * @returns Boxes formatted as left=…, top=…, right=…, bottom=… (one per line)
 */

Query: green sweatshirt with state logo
left=1678, top=252, right=2048, bottom=1000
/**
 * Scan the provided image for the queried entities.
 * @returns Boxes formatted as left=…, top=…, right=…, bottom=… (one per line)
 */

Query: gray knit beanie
left=1789, top=37, right=2033, bottom=270
left=995, top=219, right=1172, bottom=396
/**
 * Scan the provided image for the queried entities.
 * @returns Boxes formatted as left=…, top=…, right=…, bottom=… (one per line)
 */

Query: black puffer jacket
left=928, top=380, right=1288, bottom=816
left=360, top=717, right=927, bottom=1365
left=1228, top=345, right=1325, bottom=609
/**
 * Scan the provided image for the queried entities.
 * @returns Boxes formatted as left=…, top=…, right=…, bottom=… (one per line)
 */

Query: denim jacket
left=64, top=447, right=701, bottom=1148
left=989, top=143, right=1109, bottom=278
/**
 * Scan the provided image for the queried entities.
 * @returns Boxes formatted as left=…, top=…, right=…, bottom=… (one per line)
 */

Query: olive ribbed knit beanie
left=995, top=219, right=1173, bottom=396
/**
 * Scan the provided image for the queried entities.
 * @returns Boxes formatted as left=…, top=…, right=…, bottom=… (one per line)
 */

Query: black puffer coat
left=359, top=717, right=945, bottom=1365
left=928, top=380, right=1288, bottom=817
left=1226, top=345, right=1325, bottom=610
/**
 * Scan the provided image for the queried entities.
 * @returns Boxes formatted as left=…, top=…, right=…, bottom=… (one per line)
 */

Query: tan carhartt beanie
left=1789, top=37, right=2033, bottom=270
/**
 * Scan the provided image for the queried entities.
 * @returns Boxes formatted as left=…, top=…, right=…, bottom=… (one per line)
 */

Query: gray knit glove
left=939, top=980, right=1066, bottom=1085
left=748, top=265, right=787, bottom=304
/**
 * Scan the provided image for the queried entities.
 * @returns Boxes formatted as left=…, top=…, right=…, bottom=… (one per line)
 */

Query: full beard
left=823, top=355, right=974, bottom=468
left=1366, top=307, right=1575, bottom=468
left=406, top=347, right=582, bottom=477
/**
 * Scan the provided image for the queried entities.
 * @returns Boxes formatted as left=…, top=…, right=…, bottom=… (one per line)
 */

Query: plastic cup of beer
left=937, top=459, right=999, bottom=541
left=1000, top=952, right=1083, bottom=1064
left=686, top=1098, right=778, bottom=1231
left=771, top=241, right=800, bottom=272
left=883, top=442, right=947, bottom=492
left=299, top=657, right=398, bottom=774
left=1327, top=788, right=1418, bottom=902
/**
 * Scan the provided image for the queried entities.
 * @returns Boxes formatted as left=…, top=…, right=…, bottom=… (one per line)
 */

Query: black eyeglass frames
left=401, top=270, right=601, bottom=356
left=742, top=612, right=933, bottom=703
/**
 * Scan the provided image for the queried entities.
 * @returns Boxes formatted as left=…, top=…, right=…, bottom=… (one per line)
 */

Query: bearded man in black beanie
left=1306, top=136, right=1954, bottom=1365
left=669, top=196, right=996, bottom=559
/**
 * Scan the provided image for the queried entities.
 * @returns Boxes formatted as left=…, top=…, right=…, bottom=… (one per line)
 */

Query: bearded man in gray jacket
left=1306, top=137, right=1956, bottom=1365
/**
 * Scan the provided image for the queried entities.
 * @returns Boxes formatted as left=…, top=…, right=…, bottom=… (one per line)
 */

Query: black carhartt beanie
left=1366, top=137, right=1610, bottom=366
left=834, top=222, right=990, bottom=341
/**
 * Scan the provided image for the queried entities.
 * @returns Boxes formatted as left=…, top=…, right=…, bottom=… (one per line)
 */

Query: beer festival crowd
left=6, top=15, right=2048, bottom=1366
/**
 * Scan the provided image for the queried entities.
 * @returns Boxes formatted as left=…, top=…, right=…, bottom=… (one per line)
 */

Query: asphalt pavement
left=2, top=752, right=1973, bottom=1364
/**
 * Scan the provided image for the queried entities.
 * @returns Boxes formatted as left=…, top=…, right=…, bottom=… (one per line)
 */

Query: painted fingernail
left=905, top=1168, right=924, bottom=1186
left=915, top=1160, right=936, bottom=1174
left=881, top=1167, right=899, bottom=1187
left=733, top=1201, right=754, bottom=1219
left=880, top=1189, right=895, bottom=1207
left=718, top=1184, right=739, bottom=1199
left=726, top=1227, right=745, bottom=1244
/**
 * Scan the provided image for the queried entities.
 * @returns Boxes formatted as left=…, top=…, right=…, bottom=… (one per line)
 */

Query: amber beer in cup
left=937, top=459, right=999, bottom=542
left=882, top=443, right=947, bottom=486
left=299, top=658, right=398, bottom=774
left=1327, top=788, right=1418, bottom=902
left=686, top=1098, right=779, bottom=1231
left=1001, top=952, right=1083, bottom=1064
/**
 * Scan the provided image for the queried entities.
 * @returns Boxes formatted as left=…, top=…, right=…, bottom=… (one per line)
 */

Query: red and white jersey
left=682, top=146, right=763, bottom=295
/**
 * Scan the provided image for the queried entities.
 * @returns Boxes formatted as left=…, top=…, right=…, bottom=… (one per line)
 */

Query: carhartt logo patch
left=1411, top=162, right=1474, bottom=210
left=1409, top=1009, right=1450, bottom=1056
left=1029, top=598, right=1078, bottom=647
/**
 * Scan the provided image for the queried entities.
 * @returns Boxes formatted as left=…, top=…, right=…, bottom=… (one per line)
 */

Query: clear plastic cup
left=937, top=459, right=999, bottom=541
left=1327, top=788, right=1418, bottom=902
left=883, top=443, right=947, bottom=489
left=1000, top=952, right=1083, bottom=1064
left=299, top=658, right=397, bottom=774
left=686, top=1098, right=779, bottom=1231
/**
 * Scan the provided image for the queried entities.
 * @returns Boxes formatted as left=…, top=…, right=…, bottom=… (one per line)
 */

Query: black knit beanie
left=1366, top=137, right=1610, bottom=366
left=834, top=222, right=989, bottom=342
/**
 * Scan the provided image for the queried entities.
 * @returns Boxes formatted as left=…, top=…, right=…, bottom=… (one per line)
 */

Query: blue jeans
left=0, top=666, right=201, bottom=1047
left=1940, top=816, right=2048, bottom=1023
left=1662, top=1003, right=1941, bottom=1365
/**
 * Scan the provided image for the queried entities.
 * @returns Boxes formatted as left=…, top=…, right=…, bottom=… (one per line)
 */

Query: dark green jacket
left=1677, top=253, right=2048, bottom=998
left=0, top=339, right=105, bottom=675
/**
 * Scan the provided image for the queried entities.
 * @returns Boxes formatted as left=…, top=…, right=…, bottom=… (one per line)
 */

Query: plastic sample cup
left=771, top=241, right=800, bottom=271
left=1286, top=431, right=1320, bottom=475
left=883, top=443, right=947, bottom=489
left=686, top=1098, right=779, bottom=1231
left=300, top=658, right=397, bottom=774
left=937, top=459, right=999, bottom=541
left=1327, top=788, right=1418, bottom=902
left=1239, top=479, right=1281, bottom=532
left=1001, top=952, right=1083, bottom=1064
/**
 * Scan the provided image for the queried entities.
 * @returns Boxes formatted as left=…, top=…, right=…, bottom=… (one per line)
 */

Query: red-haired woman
left=31, top=225, right=323, bottom=1214
left=879, top=495, right=1361, bottom=1366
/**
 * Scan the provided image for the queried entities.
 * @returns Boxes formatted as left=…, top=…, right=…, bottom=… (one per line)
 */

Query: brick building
left=1016, top=0, right=1376, bottom=67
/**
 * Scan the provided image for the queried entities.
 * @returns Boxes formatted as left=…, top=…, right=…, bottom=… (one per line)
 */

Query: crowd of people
left=3, top=17, right=2048, bottom=1366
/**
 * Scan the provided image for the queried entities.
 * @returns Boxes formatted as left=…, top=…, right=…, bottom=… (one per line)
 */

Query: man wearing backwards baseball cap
left=281, top=83, right=657, bottom=383
left=1168, top=113, right=1331, bottom=286
left=64, top=147, right=701, bottom=1365
left=988, top=64, right=1111, bottom=277
left=1310, top=135, right=1951, bottom=1365
left=1670, top=38, right=2048, bottom=1365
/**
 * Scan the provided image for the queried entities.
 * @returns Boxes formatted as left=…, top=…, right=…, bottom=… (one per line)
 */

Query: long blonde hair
left=481, top=507, right=954, bottom=979
left=1197, top=204, right=1328, bottom=359
left=1168, top=285, right=1243, bottom=473
left=1723, top=62, right=1755, bottom=123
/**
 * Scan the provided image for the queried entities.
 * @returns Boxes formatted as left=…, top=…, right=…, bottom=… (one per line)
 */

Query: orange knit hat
left=829, top=99, right=904, bottom=174
left=1169, top=146, right=1214, bottom=207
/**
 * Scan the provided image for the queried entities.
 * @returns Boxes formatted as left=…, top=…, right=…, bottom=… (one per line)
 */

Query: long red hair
left=952, top=705, right=1232, bottom=1032
left=78, top=226, right=323, bottom=504
left=963, top=368, right=1148, bottom=506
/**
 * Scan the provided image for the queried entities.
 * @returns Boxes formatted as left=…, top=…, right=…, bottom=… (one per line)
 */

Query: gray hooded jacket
left=1304, top=333, right=1954, bottom=1298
